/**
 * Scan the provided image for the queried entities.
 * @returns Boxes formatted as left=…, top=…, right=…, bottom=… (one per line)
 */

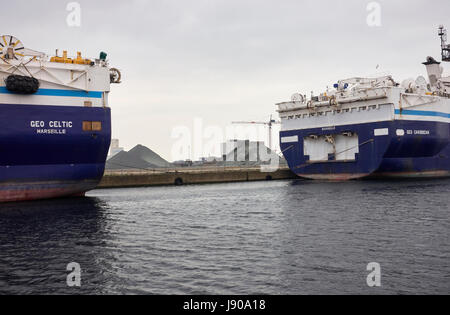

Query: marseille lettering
left=30, top=120, right=73, bottom=135
left=36, top=129, right=67, bottom=135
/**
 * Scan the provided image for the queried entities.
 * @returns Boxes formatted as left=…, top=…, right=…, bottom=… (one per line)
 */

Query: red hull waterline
left=0, top=180, right=100, bottom=203
left=296, top=173, right=370, bottom=181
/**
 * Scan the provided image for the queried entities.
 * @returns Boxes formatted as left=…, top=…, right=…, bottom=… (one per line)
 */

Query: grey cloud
left=1, top=0, right=449, bottom=160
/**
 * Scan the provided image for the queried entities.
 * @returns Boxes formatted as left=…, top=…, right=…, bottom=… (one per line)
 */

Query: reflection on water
left=0, top=198, right=111, bottom=294
left=0, top=179, right=449, bottom=294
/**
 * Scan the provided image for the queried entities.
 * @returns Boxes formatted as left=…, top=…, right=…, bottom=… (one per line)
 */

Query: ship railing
left=277, top=87, right=390, bottom=113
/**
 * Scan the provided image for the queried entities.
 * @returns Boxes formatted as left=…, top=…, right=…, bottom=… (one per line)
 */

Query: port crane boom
left=232, top=115, right=280, bottom=151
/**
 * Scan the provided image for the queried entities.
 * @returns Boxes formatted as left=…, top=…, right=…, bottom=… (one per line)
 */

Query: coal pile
left=220, top=140, right=286, bottom=167
left=106, top=145, right=172, bottom=170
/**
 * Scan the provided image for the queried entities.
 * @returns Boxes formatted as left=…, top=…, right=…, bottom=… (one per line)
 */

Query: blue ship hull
left=280, top=120, right=450, bottom=180
left=0, top=104, right=111, bottom=202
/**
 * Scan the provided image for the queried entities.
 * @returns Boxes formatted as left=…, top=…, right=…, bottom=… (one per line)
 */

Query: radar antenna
left=438, top=25, right=450, bottom=62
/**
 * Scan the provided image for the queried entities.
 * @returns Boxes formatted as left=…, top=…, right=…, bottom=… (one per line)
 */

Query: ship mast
left=438, top=25, right=450, bottom=62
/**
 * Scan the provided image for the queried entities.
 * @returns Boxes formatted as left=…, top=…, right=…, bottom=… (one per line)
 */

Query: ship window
left=351, top=107, right=357, bottom=112
left=82, top=121, right=92, bottom=131
left=303, top=114, right=308, bottom=118
left=92, top=121, right=102, bottom=131
left=295, top=115, right=302, bottom=119
left=83, top=121, right=102, bottom=131
left=369, top=105, right=377, bottom=110
left=359, top=106, right=367, bottom=111
left=344, top=109, right=350, bottom=113
left=288, top=116, right=294, bottom=119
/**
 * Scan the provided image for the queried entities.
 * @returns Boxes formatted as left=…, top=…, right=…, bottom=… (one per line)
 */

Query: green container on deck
left=100, top=52, right=107, bottom=61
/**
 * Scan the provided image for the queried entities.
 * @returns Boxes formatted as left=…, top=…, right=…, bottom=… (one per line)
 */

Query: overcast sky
left=1, top=0, right=449, bottom=161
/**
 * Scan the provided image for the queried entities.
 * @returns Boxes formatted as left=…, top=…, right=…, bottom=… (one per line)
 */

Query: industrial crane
left=232, top=115, right=280, bottom=151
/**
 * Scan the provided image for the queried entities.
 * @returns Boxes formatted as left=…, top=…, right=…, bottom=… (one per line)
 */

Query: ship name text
left=30, top=120, right=73, bottom=135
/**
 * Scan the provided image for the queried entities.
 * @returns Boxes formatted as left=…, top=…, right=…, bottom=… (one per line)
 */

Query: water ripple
left=0, top=179, right=449, bottom=294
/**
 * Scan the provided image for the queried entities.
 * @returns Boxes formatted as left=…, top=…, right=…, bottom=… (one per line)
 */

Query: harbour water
left=0, top=179, right=449, bottom=295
